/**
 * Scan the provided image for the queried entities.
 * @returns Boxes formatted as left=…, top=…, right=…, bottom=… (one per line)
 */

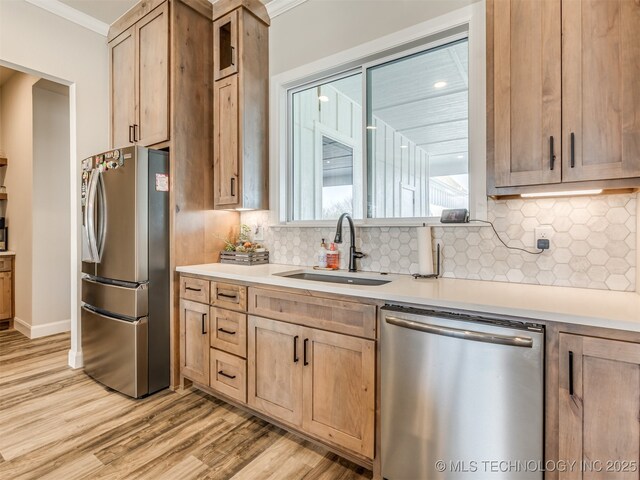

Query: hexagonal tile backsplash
left=241, top=193, right=637, bottom=292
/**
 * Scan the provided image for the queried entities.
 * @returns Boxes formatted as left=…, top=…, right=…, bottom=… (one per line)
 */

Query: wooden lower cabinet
left=248, top=316, right=303, bottom=426
left=558, top=333, right=640, bottom=478
left=302, top=328, right=375, bottom=459
left=179, top=299, right=210, bottom=385
left=247, top=315, right=375, bottom=459
left=0, top=271, right=12, bottom=320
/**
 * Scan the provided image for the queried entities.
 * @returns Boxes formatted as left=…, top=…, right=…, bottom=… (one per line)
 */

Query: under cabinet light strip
left=520, top=189, right=603, bottom=198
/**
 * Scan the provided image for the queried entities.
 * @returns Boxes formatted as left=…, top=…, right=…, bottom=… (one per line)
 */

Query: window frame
left=271, top=3, right=487, bottom=227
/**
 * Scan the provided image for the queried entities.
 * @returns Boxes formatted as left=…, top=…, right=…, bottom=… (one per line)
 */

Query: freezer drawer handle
left=218, top=370, right=236, bottom=380
left=217, top=327, right=236, bottom=335
left=385, top=316, right=534, bottom=348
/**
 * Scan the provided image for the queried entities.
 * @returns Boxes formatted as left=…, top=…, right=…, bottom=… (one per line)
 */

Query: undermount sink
left=277, top=271, right=390, bottom=286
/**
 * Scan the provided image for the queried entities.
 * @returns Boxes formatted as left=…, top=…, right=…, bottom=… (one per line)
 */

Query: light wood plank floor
left=0, top=330, right=372, bottom=480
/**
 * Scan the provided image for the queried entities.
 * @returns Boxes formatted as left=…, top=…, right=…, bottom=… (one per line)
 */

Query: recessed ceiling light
left=434, top=81, right=447, bottom=89
left=366, top=125, right=377, bottom=130
left=457, top=155, right=464, bottom=159
left=521, top=189, right=603, bottom=198
left=400, top=145, right=408, bottom=149
left=318, top=95, right=329, bottom=102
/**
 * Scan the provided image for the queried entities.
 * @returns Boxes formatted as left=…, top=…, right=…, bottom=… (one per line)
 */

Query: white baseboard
left=13, top=317, right=71, bottom=339
left=68, top=349, right=83, bottom=369
left=13, top=317, right=30, bottom=338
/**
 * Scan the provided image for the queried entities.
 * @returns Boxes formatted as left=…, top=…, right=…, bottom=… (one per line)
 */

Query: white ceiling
left=57, top=0, right=274, bottom=25
left=57, top=0, right=139, bottom=25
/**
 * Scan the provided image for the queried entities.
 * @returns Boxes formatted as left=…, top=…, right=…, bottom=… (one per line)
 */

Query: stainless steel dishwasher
left=381, top=306, right=544, bottom=480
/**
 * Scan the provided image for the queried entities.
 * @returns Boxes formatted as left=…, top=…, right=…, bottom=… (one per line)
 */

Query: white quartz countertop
left=0, top=251, right=15, bottom=256
left=177, top=263, right=640, bottom=333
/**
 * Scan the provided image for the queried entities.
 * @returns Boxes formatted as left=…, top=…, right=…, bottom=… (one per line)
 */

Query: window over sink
left=276, top=5, right=486, bottom=225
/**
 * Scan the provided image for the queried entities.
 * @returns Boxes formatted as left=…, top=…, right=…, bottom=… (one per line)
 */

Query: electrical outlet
left=253, top=225, right=264, bottom=242
left=534, top=225, right=553, bottom=250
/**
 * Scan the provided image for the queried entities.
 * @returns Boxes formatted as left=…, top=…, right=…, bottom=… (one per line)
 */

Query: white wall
left=32, top=80, right=71, bottom=331
left=0, top=1, right=109, bottom=364
left=0, top=72, right=38, bottom=327
left=270, top=0, right=482, bottom=75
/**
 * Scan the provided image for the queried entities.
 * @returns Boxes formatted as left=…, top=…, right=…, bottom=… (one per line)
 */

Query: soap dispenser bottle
left=326, top=242, right=340, bottom=270
left=317, top=238, right=328, bottom=268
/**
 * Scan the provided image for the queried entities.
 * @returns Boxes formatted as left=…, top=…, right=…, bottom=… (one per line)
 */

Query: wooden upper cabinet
left=214, top=75, right=240, bottom=207
left=302, top=328, right=375, bottom=459
left=562, top=0, right=640, bottom=182
left=492, top=0, right=562, bottom=187
left=110, top=26, right=136, bottom=148
left=558, top=333, right=640, bottom=479
left=212, top=4, right=269, bottom=210
left=108, top=2, right=169, bottom=148
left=213, top=10, right=239, bottom=81
left=247, top=315, right=304, bottom=426
left=489, top=0, right=640, bottom=193
left=135, top=2, right=169, bottom=147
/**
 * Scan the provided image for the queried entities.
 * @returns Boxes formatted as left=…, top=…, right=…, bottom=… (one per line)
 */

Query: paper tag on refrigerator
left=155, top=173, right=169, bottom=192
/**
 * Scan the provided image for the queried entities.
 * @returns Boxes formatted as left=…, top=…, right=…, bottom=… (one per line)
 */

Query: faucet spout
left=334, top=213, right=365, bottom=272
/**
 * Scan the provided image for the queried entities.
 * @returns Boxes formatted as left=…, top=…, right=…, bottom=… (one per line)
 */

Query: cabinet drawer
left=209, top=348, right=246, bottom=403
left=180, top=277, right=209, bottom=303
left=0, top=257, right=11, bottom=272
left=211, top=282, right=247, bottom=311
left=248, top=287, right=377, bottom=339
left=210, top=307, right=247, bottom=358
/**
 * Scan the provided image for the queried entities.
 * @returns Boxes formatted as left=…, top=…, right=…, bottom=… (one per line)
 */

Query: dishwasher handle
left=385, top=315, right=534, bottom=348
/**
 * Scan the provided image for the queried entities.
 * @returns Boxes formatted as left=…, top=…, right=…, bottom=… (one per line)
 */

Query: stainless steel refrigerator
left=81, top=146, right=169, bottom=398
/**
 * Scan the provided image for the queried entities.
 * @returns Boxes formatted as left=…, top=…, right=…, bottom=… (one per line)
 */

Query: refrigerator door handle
left=96, top=171, right=107, bottom=261
left=85, top=169, right=100, bottom=262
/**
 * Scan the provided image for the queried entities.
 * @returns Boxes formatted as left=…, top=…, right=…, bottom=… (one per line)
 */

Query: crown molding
left=266, top=0, right=309, bottom=18
left=24, top=0, right=110, bottom=36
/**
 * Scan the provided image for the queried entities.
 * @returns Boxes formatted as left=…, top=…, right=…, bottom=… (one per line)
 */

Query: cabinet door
left=135, top=2, right=169, bottom=147
left=110, top=26, right=136, bottom=148
left=180, top=299, right=209, bottom=385
left=213, top=10, right=239, bottom=81
left=247, top=316, right=303, bottom=426
left=492, top=0, right=562, bottom=187
left=214, top=75, right=240, bottom=207
left=302, top=328, right=375, bottom=459
left=0, top=272, right=11, bottom=320
left=562, top=0, right=640, bottom=182
left=559, top=334, right=640, bottom=479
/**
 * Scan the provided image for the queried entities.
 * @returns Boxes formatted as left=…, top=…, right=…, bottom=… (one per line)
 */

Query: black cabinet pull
left=218, top=327, right=236, bottom=335
left=133, top=124, right=139, bottom=142
left=201, top=313, right=207, bottom=335
left=293, top=335, right=299, bottom=363
left=129, top=125, right=134, bottom=144
left=185, top=286, right=202, bottom=292
left=549, top=136, right=556, bottom=171
left=303, top=338, right=309, bottom=366
left=568, top=351, right=574, bottom=396
left=231, top=45, right=236, bottom=66
left=218, top=292, right=237, bottom=300
left=218, top=370, right=236, bottom=380
left=230, top=177, right=236, bottom=197
left=570, top=132, right=575, bottom=168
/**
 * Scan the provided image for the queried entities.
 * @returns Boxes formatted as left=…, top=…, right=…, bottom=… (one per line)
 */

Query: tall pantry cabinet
left=212, top=0, right=269, bottom=210
left=487, top=0, right=640, bottom=195
left=108, top=0, right=239, bottom=388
